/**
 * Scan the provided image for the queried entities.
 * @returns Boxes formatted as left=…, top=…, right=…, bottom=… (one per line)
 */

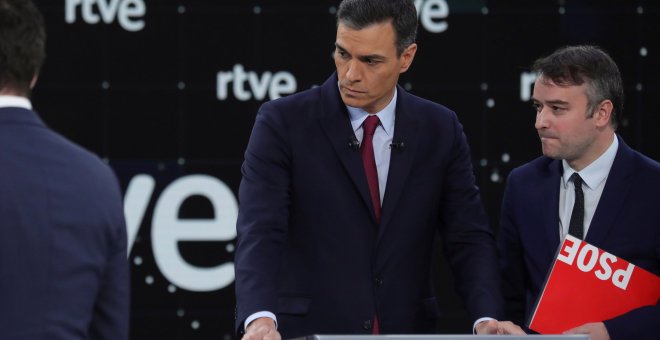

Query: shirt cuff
left=244, top=311, right=278, bottom=331
left=473, top=317, right=496, bottom=334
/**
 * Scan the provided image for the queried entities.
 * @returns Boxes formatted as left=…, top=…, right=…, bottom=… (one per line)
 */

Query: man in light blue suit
left=498, top=45, right=660, bottom=340
left=0, top=1, right=129, bottom=339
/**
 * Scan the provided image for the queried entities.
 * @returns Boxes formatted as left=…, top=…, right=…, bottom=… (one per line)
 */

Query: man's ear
left=593, top=99, right=613, bottom=128
left=399, top=43, right=417, bottom=74
left=30, top=74, right=39, bottom=89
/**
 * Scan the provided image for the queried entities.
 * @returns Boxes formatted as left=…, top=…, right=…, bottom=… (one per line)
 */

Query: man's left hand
left=564, top=322, right=610, bottom=340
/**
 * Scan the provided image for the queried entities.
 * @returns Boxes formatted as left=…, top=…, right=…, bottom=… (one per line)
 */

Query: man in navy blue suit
left=0, top=1, right=129, bottom=339
left=235, top=0, right=523, bottom=339
left=498, top=45, right=660, bottom=340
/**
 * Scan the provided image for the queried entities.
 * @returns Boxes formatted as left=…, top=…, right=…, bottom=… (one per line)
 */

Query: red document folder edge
left=528, top=234, right=660, bottom=334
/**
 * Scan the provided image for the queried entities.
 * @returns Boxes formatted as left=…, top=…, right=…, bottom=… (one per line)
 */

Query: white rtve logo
left=217, top=64, right=297, bottom=102
left=124, top=174, right=238, bottom=292
left=62, top=1, right=447, bottom=35
left=520, top=72, right=538, bottom=102
left=414, top=0, right=449, bottom=33
left=65, top=0, right=146, bottom=32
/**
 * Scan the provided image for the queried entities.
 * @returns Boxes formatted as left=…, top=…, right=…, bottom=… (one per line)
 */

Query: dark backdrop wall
left=30, top=1, right=660, bottom=339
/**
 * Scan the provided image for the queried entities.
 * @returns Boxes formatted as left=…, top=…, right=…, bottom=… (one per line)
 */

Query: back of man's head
left=337, top=0, right=417, bottom=56
left=0, top=0, right=46, bottom=96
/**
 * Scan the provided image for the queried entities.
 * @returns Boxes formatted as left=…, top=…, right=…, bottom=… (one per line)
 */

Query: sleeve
left=496, top=170, right=528, bottom=327
left=604, top=303, right=660, bottom=340
left=438, top=113, right=504, bottom=322
left=603, top=226, right=660, bottom=339
left=89, top=180, right=130, bottom=340
left=234, top=104, right=292, bottom=335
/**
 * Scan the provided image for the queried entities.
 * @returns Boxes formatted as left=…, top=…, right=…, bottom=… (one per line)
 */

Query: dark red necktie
left=360, top=115, right=381, bottom=224
left=360, top=115, right=381, bottom=334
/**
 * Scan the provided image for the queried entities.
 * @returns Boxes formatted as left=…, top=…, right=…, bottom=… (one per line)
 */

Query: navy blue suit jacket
left=497, top=136, right=660, bottom=339
left=235, top=73, right=502, bottom=338
left=0, top=107, right=129, bottom=340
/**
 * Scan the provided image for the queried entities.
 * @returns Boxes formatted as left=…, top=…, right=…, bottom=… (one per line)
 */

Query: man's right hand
left=476, top=319, right=526, bottom=335
left=242, top=317, right=281, bottom=340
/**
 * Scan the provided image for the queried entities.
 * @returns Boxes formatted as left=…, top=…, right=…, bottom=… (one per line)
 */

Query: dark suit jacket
left=0, top=107, right=129, bottom=340
left=235, top=73, right=502, bottom=338
left=497, top=136, right=660, bottom=339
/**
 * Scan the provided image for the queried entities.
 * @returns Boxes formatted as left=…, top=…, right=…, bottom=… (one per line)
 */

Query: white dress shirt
left=0, top=95, right=32, bottom=109
left=346, top=88, right=397, bottom=203
left=559, top=135, right=618, bottom=239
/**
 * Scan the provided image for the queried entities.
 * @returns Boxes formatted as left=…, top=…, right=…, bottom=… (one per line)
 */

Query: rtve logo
left=65, top=0, right=146, bottom=32
left=125, top=174, right=237, bottom=292
left=217, top=64, right=297, bottom=102
left=520, top=71, right=539, bottom=101
left=414, top=0, right=449, bottom=33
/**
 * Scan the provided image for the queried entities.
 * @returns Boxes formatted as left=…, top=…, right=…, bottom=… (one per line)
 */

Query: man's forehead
left=337, top=18, right=394, bottom=30
left=336, top=20, right=395, bottom=38
left=335, top=23, right=396, bottom=53
left=533, top=77, right=590, bottom=103
left=536, top=74, right=586, bottom=89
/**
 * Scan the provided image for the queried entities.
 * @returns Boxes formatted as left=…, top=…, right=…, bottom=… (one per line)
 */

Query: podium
left=292, top=336, right=590, bottom=340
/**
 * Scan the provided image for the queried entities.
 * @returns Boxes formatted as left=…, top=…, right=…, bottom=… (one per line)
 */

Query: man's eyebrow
left=531, top=98, right=569, bottom=105
left=358, top=54, right=386, bottom=62
left=545, top=99, right=570, bottom=105
left=335, top=43, right=385, bottom=62
left=335, top=43, right=347, bottom=53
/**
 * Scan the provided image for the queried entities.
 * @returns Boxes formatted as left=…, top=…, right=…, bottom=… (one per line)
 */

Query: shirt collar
left=346, top=87, right=397, bottom=136
left=0, top=95, right=32, bottom=109
left=562, top=135, right=619, bottom=190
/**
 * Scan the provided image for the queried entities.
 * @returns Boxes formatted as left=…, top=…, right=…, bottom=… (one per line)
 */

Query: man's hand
left=242, top=317, right=281, bottom=340
left=564, top=322, right=610, bottom=340
left=476, top=319, right=526, bottom=335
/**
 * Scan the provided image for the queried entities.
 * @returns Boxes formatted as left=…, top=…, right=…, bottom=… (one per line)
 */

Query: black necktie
left=568, top=173, right=584, bottom=239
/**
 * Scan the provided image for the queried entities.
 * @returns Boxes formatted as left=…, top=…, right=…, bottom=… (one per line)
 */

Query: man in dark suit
left=0, top=1, right=129, bottom=339
left=498, top=45, right=660, bottom=340
left=235, top=1, right=523, bottom=339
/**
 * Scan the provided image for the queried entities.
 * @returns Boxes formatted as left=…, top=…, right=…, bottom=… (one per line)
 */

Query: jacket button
left=374, top=277, right=383, bottom=286
left=363, top=319, right=372, bottom=330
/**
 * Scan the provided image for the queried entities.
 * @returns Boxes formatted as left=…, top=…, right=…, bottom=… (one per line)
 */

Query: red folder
left=528, top=234, right=660, bottom=334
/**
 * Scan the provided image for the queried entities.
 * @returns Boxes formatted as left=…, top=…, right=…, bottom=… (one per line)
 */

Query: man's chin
left=340, top=95, right=362, bottom=108
left=541, top=149, right=561, bottom=160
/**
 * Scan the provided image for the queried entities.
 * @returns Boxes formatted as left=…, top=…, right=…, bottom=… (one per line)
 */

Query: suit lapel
left=586, top=136, right=634, bottom=244
left=378, top=88, right=419, bottom=238
left=539, top=159, right=562, bottom=254
left=316, top=74, right=377, bottom=223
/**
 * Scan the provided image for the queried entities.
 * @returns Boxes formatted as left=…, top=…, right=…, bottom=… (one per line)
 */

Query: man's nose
left=344, top=60, right=362, bottom=82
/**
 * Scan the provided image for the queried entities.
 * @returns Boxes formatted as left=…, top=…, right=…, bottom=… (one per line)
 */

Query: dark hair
left=337, top=0, right=418, bottom=56
left=0, top=0, right=46, bottom=96
left=532, top=45, right=624, bottom=129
